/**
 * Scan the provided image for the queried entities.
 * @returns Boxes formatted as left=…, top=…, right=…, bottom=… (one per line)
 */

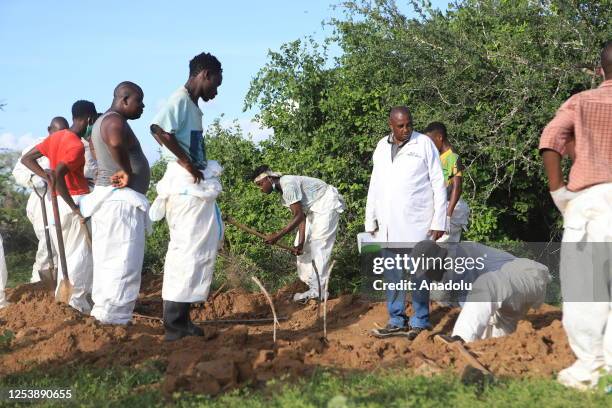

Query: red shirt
left=37, top=129, right=89, bottom=196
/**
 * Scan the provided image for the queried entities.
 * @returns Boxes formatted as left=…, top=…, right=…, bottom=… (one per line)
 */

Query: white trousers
left=438, top=198, right=470, bottom=243
left=90, top=200, right=146, bottom=324
left=26, top=193, right=57, bottom=283
left=559, top=183, right=612, bottom=384
left=452, top=259, right=549, bottom=342
left=0, top=233, right=8, bottom=308
left=48, top=195, right=93, bottom=314
left=162, top=195, right=222, bottom=303
left=295, top=209, right=340, bottom=293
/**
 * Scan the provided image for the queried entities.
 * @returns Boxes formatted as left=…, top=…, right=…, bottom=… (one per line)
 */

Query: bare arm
left=542, top=149, right=565, bottom=191
left=265, top=202, right=306, bottom=245
left=150, top=124, right=202, bottom=183
left=447, top=175, right=462, bottom=217
left=54, top=163, right=79, bottom=213
left=20, top=147, right=47, bottom=180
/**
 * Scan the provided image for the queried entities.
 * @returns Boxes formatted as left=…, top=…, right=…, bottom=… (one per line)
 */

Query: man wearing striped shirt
left=539, top=40, right=612, bottom=390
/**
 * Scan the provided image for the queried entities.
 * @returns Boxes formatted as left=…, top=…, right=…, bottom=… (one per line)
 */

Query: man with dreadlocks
left=150, top=52, right=224, bottom=341
left=252, top=166, right=345, bottom=302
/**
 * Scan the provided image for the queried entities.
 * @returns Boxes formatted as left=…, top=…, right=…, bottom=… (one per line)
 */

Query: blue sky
left=0, top=0, right=447, bottom=162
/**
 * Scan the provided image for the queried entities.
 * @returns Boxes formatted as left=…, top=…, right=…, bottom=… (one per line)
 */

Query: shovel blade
left=55, top=280, right=73, bottom=304
left=38, top=268, right=57, bottom=286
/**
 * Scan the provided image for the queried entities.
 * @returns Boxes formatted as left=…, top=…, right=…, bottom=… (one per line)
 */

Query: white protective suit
left=557, top=182, right=612, bottom=389
left=0, top=233, right=9, bottom=308
left=48, top=193, right=93, bottom=313
left=82, top=186, right=150, bottom=324
left=365, top=132, right=447, bottom=244
left=12, top=138, right=97, bottom=283
left=438, top=198, right=470, bottom=243
left=283, top=178, right=345, bottom=295
left=12, top=139, right=56, bottom=282
left=149, top=160, right=224, bottom=303
left=450, top=245, right=551, bottom=342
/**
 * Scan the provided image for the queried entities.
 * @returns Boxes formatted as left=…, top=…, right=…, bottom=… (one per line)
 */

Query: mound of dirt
left=0, top=276, right=574, bottom=396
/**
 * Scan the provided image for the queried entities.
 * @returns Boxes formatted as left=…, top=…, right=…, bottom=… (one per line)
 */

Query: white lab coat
left=365, top=132, right=447, bottom=243
left=0, top=233, right=8, bottom=308
left=150, top=161, right=224, bottom=303
left=557, top=182, right=612, bottom=388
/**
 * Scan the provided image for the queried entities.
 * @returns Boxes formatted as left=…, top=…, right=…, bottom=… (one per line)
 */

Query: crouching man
left=412, top=241, right=551, bottom=343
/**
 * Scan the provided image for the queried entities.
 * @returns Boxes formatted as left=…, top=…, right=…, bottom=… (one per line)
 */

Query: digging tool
left=48, top=171, right=73, bottom=304
left=433, top=334, right=495, bottom=378
left=224, top=216, right=294, bottom=252
left=132, top=313, right=288, bottom=325
left=32, top=182, right=57, bottom=285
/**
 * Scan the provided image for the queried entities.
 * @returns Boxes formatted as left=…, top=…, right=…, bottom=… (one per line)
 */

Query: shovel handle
left=34, top=184, right=56, bottom=273
left=49, top=172, right=70, bottom=283
left=225, top=216, right=294, bottom=252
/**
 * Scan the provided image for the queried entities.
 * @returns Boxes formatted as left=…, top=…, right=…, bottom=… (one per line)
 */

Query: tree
left=246, top=0, right=611, bottom=245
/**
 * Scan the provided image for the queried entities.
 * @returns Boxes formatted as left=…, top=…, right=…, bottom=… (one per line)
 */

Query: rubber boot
left=185, top=303, right=204, bottom=337
left=163, top=300, right=189, bottom=342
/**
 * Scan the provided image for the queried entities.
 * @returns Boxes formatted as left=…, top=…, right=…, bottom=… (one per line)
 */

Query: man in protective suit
left=150, top=52, right=224, bottom=341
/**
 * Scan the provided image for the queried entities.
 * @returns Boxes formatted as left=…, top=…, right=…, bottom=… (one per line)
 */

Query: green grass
left=1, top=363, right=609, bottom=407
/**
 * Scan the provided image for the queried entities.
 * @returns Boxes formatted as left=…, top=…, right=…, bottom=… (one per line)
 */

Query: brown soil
left=0, top=276, right=574, bottom=396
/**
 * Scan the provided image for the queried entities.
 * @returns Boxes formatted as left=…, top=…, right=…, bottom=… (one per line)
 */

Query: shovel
left=224, top=216, right=294, bottom=252
left=32, top=182, right=57, bottom=286
left=48, top=171, right=73, bottom=304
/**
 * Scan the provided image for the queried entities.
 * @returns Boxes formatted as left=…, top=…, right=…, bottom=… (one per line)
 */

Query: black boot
left=186, top=303, right=204, bottom=337
left=163, top=300, right=189, bottom=341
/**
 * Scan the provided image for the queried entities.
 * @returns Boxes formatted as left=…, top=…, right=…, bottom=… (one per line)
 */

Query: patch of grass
left=2, top=365, right=610, bottom=407
left=5, top=249, right=35, bottom=287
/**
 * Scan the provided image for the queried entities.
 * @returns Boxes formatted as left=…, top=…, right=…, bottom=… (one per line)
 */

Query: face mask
left=83, top=123, right=93, bottom=140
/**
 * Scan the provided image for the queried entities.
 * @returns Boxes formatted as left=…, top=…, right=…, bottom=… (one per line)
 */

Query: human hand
left=179, top=159, right=203, bottom=184
left=264, top=233, right=281, bottom=245
left=110, top=170, right=130, bottom=188
left=292, top=244, right=304, bottom=256
left=44, top=169, right=56, bottom=189
left=550, top=186, right=577, bottom=215
left=429, top=230, right=445, bottom=241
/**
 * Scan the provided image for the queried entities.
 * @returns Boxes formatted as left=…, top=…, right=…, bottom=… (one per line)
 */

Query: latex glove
left=550, top=186, right=577, bottom=214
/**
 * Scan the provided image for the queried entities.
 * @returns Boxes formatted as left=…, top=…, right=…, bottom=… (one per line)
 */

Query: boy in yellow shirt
left=425, top=122, right=470, bottom=242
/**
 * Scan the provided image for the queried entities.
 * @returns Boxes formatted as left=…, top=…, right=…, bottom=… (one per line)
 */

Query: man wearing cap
left=252, top=165, right=345, bottom=302
left=21, top=100, right=98, bottom=313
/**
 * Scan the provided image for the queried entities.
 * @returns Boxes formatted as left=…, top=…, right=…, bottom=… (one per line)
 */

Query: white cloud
left=0, top=132, right=38, bottom=152
left=221, top=117, right=274, bottom=143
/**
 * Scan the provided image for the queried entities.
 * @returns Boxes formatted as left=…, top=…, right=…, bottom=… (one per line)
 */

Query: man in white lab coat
left=367, top=106, right=447, bottom=339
